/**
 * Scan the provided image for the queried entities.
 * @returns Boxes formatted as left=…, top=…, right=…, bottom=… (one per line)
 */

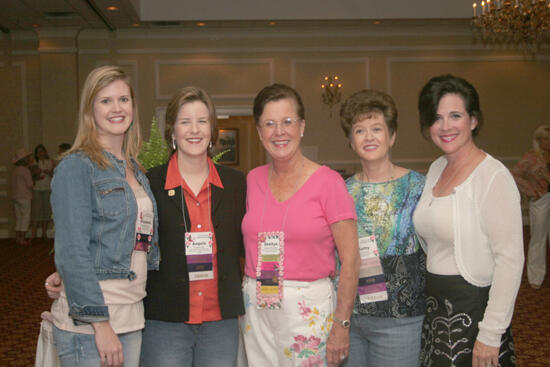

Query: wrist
left=333, top=317, right=351, bottom=329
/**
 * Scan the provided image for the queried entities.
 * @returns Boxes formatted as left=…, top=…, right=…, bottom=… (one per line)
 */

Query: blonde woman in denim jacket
left=46, top=66, right=159, bottom=367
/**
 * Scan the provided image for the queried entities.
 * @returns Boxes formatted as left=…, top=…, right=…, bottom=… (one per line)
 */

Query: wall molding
left=12, top=62, right=29, bottom=150
left=385, top=55, right=550, bottom=95
left=290, top=57, right=370, bottom=89
left=320, top=156, right=520, bottom=167
left=154, top=58, right=274, bottom=100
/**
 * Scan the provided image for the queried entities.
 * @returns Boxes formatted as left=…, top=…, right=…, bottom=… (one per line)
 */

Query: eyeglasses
left=259, top=117, right=302, bottom=130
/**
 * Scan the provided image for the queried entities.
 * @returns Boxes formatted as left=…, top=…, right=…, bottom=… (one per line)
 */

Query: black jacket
left=144, top=162, right=246, bottom=322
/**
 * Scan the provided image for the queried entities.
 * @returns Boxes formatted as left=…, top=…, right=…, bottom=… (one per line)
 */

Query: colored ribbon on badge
left=256, top=231, right=285, bottom=309
left=358, top=235, right=388, bottom=304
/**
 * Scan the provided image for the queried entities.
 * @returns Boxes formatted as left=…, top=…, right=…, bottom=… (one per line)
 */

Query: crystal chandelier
left=471, top=0, right=550, bottom=53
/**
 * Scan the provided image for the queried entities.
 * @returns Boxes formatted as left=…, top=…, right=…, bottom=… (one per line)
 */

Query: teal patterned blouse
left=346, top=170, right=426, bottom=318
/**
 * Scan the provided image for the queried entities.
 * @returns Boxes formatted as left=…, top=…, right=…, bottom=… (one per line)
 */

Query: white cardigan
left=415, top=154, right=524, bottom=347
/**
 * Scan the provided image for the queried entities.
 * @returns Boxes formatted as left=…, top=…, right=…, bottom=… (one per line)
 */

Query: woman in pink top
left=511, top=124, right=550, bottom=289
left=240, top=83, right=360, bottom=367
left=11, top=148, right=34, bottom=246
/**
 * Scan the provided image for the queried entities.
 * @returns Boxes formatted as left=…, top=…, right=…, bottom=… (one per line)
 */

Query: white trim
left=12, top=62, right=28, bottom=150
left=155, top=107, right=167, bottom=137
left=320, top=156, right=521, bottom=167
left=114, top=26, right=473, bottom=41
left=78, top=49, right=110, bottom=55
left=36, top=27, right=81, bottom=38
left=38, top=47, right=78, bottom=54
left=11, top=50, right=39, bottom=56
left=216, top=106, right=253, bottom=116
left=385, top=55, right=550, bottom=94
left=290, top=57, right=370, bottom=89
left=10, top=30, right=38, bottom=40
left=118, top=60, right=139, bottom=100
left=114, top=43, right=525, bottom=56
left=154, top=58, right=274, bottom=100
left=78, top=29, right=110, bottom=40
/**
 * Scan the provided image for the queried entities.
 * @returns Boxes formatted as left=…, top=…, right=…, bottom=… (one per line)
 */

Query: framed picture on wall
left=213, top=128, right=239, bottom=165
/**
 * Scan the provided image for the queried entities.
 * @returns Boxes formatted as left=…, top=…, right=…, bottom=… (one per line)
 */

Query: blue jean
left=53, top=325, right=141, bottom=367
left=140, top=318, right=239, bottom=367
left=343, top=314, right=424, bottom=367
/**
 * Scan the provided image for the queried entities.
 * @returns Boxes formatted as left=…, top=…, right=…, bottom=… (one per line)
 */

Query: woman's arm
left=326, top=219, right=360, bottom=366
left=511, top=153, right=542, bottom=199
left=473, top=169, right=524, bottom=367
left=51, top=156, right=108, bottom=323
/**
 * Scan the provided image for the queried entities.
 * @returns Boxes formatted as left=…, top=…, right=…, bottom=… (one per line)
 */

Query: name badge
left=135, top=210, right=154, bottom=251
left=256, top=232, right=284, bottom=309
left=186, top=232, right=214, bottom=281
left=358, top=235, right=388, bottom=304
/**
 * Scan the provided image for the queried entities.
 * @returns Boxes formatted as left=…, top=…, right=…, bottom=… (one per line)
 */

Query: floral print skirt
left=239, top=276, right=335, bottom=367
left=420, top=272, right=516, bottom=367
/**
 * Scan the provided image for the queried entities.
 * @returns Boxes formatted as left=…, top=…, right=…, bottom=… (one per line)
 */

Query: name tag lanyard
left=181, top=177, right=215, bottom=281
left=256, top=163, right=302, bottom=309
left=356, top=173, right=389, bottom=304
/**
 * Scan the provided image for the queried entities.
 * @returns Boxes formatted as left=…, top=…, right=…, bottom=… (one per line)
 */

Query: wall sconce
left=321, top=75, right=343, bottom=116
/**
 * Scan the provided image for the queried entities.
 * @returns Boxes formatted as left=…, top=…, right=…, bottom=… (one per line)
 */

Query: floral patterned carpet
left=0, top=233, right=548, bottom=366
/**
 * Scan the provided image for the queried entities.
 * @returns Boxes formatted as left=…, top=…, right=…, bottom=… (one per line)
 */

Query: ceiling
left=0, top=0, right=476, bottom=34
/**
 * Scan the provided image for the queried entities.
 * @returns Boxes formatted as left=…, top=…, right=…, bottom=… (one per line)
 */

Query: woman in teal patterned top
left=339, top=89, right=426, bottom=367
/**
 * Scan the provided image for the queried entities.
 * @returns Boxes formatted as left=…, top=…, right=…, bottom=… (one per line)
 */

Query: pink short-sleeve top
left=242, top=164, right=356, bottom=281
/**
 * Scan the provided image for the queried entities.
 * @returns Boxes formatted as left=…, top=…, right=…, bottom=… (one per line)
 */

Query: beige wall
left=1, top=24, right=549, bottom=237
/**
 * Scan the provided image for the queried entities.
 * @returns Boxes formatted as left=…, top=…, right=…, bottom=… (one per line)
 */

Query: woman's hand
left=328, top=219, right=359, bottom=366
left=472, top=340, right=499, bottom=367
left=326, top=323, right=350, bottom=366
left=92, top=321, right=124, bottom=367
left=44, top=272, right=63, bottom=299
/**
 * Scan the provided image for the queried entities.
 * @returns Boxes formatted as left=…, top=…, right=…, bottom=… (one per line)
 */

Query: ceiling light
left=106, top=6, right=119, bottom=11
left=196, top=22, right=206, bottom=27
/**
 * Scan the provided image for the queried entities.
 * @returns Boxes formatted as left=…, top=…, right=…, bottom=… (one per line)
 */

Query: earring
left=172, top=138, right=176, bottom=150
left=301, top=133, right=304, bottom=138
left=208, top=141, right=213, bottom=149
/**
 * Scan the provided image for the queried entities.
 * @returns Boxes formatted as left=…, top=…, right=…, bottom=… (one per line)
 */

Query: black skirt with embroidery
left=420, top=272, right=516, bottom=367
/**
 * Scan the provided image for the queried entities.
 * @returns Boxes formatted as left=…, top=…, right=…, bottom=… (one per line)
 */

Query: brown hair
left=340, top=89, right=398, bottom=138
left=164, top=86, right=218, bottom=154
left=253, top=83, right=305, bottom=124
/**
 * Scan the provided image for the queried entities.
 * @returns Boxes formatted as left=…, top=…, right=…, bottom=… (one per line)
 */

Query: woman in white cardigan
left=413, top=74, right=523, bottom=367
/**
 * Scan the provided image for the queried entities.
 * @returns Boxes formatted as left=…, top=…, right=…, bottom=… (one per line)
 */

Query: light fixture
left=321, top=75, right=343, bottom=117
left=196, top=22, right=206, bottom=27
left=106, top=6, right=118, bottom=11
left=471, top=0, right=550, bottom=53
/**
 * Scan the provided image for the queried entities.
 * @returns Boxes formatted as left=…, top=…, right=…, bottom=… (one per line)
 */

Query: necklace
left=361, top=163, right=394, bottom=183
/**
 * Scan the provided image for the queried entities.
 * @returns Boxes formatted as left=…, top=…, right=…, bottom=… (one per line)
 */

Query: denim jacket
left=52, top=151, right=160, bottom=324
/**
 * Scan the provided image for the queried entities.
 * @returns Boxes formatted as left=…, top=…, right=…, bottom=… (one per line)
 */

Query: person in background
left=414, top=74, right=523, bottom=367
left=339, top=89, right=426, bottom=367
left=140, top=86, right=246, bottom=367
left=512, top=124, right=550, bottom=289
left=11, top=148, right=34, bottom=246
left=58, top=143, right=71, bottom=155
left=47, top=65, right=159, bottom=367
left=30, top=144, right=54, bottom=242
left=240, top=83, right=359, bottom=367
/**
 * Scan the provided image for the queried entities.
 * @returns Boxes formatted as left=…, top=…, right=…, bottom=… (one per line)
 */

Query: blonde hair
left=67, top=65, right=142, bottom=170
left=533, top=124, right=550, bottom=153
left=164, top=86, right=218, bottom=155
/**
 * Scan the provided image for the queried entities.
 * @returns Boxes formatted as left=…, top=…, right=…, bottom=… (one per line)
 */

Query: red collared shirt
left=164, top=154, right=223, bottom=324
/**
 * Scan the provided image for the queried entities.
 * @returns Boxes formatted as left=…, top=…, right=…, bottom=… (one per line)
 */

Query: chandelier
left=471, top=0, right=550, bottom=53
left=321, top=75, right=343, bottom=116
